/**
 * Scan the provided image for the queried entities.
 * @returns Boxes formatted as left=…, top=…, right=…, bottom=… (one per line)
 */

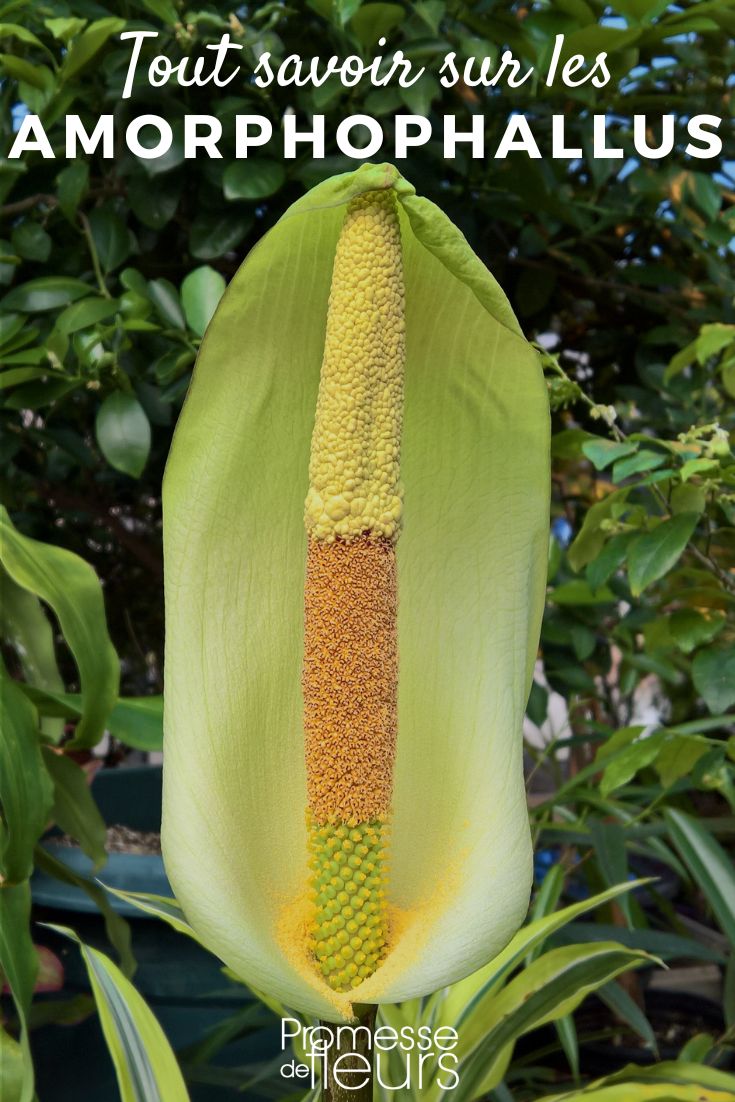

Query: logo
left=280, top=1018, right=460, bottom=1091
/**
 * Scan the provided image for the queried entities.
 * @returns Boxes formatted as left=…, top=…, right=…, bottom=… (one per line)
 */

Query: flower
left=162, top=163, right=549, bottom=1022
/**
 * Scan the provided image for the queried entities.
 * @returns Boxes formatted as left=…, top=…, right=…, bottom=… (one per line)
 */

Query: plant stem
left=78, top=210, right=111, bottom=299
left=321, top=1006, right=376, bottom=1102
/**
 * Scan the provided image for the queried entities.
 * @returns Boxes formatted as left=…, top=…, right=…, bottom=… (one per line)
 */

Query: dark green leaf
left=180, top=266, right=226, bottom=337
left=24, top=686, right=163, bottom=752
left=147, top=279, right=185, bottom=330
left=666, top=809, right=735, bottom=949
left=56, top=162, right=89, bottom=222
left=60, top=17, right=125, bottom=81
left=550, top=579, right=615, bottom=605
left=222, top=160, right=286, bottom=201
left=612, top=449, right=667, bottom=483
left=0, top=664, right=53, bottom=883
left=0, top=507, right=119, bottom=749
left=55, top=297, right=119, bottom=335
left=669, top=609, right=725, bottom=654
left=526, top=681, right=548, bottom=726
left=189, top=213, right=252, bottom=260
left=96, top=393, right=151, bottom=478
left=692, top=647, right=735, bottom=714
left=582, top=439, right=637, bottom=470
left=128, top=176, right=181, bottom=230
left=41, top=747, right=107, bottom=868
left=1, top=277, right=91, bottom=313
left=0, top=568, right=64, bottom=741
left=89, top=210, right=130, bottom=274
left=586, top=532, right=632, bottom=591
left=11, top=223, right=52, bottom=263
left=0, top=882, right=36, bottom=1102
left=627, top=513, right=699, bottom=596
left=34, top=846, right=134, bottom=977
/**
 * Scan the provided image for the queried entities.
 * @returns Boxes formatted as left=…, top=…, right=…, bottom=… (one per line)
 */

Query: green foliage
left=46, top=926, right=190, bottom=1102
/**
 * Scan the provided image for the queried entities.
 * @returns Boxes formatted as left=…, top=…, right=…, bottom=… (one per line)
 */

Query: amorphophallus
left=162, top=163, right=549, bottom=1025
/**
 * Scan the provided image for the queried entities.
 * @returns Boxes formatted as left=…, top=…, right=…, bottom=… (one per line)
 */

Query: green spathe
left=162, top=163, right=550, bottom=1021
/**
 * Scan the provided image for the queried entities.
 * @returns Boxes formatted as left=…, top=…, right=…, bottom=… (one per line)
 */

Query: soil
left=55, top=825, right=162, bottom=856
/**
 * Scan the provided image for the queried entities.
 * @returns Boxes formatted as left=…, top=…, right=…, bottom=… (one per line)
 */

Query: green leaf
left=599, top=731, right=664, bottom=796
left=588, top=818, right=631, bottom=920
left=23, top=687, right=163, bottom=752
left=695, top=323, right=735, bottom=364
left=665, top=809, right=735, bottom=949
left=60, top=17, right=125, bottom=81
left=44, top=16, right=87, bottom=42
left=535, top=1061, right=735, bottom=1101
left=0, top=1027, right=25, bottom=1102
left=89, top=210, right=130, bottom=274
left=597, top=981, right=657, bottom=1054
left=459, top=942, right=654, bottom=1098
left=439, top=881, right=648, bottom=1036
left=665, top=339, right=697, bottom=382
left=581, top=439, right=637, bottom=470
left=189, top=212, right=252, bottom=260
left=128, top=176, right=180, bottom=230
left=11, top=222, right=52, bottom=263
left=669, top=609, right=725, bottom=654
left=0, top=882, right=36, bottom=1102
left=180, top=266, right=226, bottom=338
left=551, top=579, right=615, bottom=605
left=336, top=0, right=365, bottom=24
left=41, top=747, right=106, bottom=868
left=0, top=54, right=52, bottom=88
left=56, top=162, right=89, bottom=222
left=655, top=734, right=712, bottom=788
left=568, top=489, right=629, bottom=571
left=1, top=277, right=91, bottom=313
left=692, top=646, right=735, bottom=714
left=351, top=2, right=405, bottom=46
left=147, top=279, right=185, bottom=330
left=44, top=926, right=190, bottom=1102
left=96, top=393, right=151, bottom=478
left=627, top=513, right=699, bottom=595
left=586, top=532, right=631, bottom=591
left=54, top=297, right=119, bottom=336
left=0, top=664, right=53, bottom=883
left=100, top=887, right=199, bottom=941
left=34, top=846, right=134, bottom=977
left=680, top=456, right=718, bottom=481
left=222, top=159, right=286, bottom=201
left=1, top=568, right=64, bottom=741
left=0, top=314, right=26, bottom=348
left=0, top=507, right=119, bottom=749
left=0, top=21, right=49, bottom=50
left=670, top=482, right=706, bottom=515
left=611, top=449, right=666, bottom=483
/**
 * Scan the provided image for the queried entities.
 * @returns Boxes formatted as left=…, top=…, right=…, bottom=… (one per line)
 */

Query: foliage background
left=1, top=0, right=734, bottom=1098
left=2, top=0, right=733, bottom=703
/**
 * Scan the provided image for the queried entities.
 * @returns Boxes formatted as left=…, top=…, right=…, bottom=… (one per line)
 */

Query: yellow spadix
left=162, top=164, right=549, bottom=1022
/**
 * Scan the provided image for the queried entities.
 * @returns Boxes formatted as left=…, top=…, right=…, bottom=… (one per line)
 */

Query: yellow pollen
left=303, top=536, right=397, bottom=824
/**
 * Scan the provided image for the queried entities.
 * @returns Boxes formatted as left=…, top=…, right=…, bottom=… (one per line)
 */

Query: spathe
left=162, top=163, right=549, bottom=1021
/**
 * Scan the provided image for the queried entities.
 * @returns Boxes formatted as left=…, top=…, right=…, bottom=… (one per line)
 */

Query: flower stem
left=321, top=1006, right=376, bottom=1102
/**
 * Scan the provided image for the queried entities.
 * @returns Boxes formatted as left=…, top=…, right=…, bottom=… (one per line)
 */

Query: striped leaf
left=45, top=925, right=189, bottom=1102
left=665, top=808, right=735, bottom=948
left=534, top=1060, right=735, bottom=1101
